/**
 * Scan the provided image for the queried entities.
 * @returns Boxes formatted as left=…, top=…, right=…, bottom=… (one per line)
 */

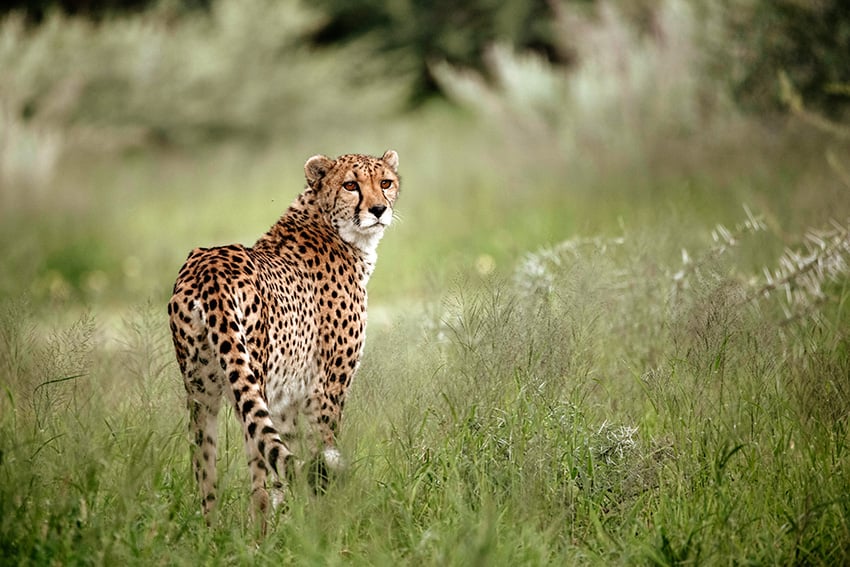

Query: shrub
left=309, top=0, right=560, bottom=103
left=431, top=0, right=737, bottom=177
left=0, top=0, right=406, bottom=150
left=723, top=0, right=850, bottom=116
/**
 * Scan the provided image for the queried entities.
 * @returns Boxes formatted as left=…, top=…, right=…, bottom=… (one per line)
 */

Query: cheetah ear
left=382, top=150, right=399, bottom=173
left=304, top=154, right=334, bottom=189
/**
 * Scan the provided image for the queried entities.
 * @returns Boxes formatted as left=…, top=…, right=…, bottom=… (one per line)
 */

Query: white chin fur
left=338, top=222, right=386, bottom=254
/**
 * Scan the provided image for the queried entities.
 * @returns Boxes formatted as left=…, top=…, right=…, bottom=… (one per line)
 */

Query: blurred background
left=1, top=0, right=848, bottom=318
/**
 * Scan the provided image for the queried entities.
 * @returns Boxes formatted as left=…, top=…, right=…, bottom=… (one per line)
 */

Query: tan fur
left=168, top=151, right=400, bottom=526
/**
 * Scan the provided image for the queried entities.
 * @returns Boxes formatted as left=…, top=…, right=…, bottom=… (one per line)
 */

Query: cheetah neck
left=336, top=221, right=382, bottom=286
left=254, top=191, right=380, bottom=286
left=338, top=225, right=381, bottom=261
left=334, top=226, right=381, bottom=287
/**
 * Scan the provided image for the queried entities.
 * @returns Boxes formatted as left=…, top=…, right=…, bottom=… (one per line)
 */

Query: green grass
left=2, top=1, right=850, bottom=563
left=2, top=113, right=850, bottom=563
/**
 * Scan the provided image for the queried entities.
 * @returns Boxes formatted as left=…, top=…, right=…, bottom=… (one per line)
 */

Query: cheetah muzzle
left=168, top=150, right=400, bottom=527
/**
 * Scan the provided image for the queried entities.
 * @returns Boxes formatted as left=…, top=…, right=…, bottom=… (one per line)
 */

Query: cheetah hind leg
left=187, top=395, right=221, bottom=524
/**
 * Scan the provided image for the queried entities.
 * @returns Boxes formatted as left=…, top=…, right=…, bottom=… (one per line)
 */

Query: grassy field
left=2, top=1, right=850, bottom=564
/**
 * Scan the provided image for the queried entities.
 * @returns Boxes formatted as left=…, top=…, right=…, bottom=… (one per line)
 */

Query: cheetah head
left=305, top=150, right=400, bottom=253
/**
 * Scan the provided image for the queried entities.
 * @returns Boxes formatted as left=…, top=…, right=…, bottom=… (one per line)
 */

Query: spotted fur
left=168, top=150, right=400, bottom=525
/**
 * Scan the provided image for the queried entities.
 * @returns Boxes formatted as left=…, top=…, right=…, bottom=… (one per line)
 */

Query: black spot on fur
left=268, top=446, right=280, bottom=474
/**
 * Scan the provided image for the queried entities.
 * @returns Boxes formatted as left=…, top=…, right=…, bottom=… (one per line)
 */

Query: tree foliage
left=726, top=0, right=850, bottom=115
left=309, top=0, right=563, bottom=102
left=1, top=0, right=847, bottom=127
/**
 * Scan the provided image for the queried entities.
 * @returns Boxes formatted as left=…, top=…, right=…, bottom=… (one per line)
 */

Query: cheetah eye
left=380, top=179, right=392, bottom=190
left=343, top=181, right=359, bottom=191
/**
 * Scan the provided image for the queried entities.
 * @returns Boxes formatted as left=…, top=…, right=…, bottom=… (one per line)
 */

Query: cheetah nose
left=369, top=204, right=387, bottom=219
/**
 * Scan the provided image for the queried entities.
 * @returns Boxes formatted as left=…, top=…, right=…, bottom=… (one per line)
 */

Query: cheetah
left=167, top=150, right=400, bottom=525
